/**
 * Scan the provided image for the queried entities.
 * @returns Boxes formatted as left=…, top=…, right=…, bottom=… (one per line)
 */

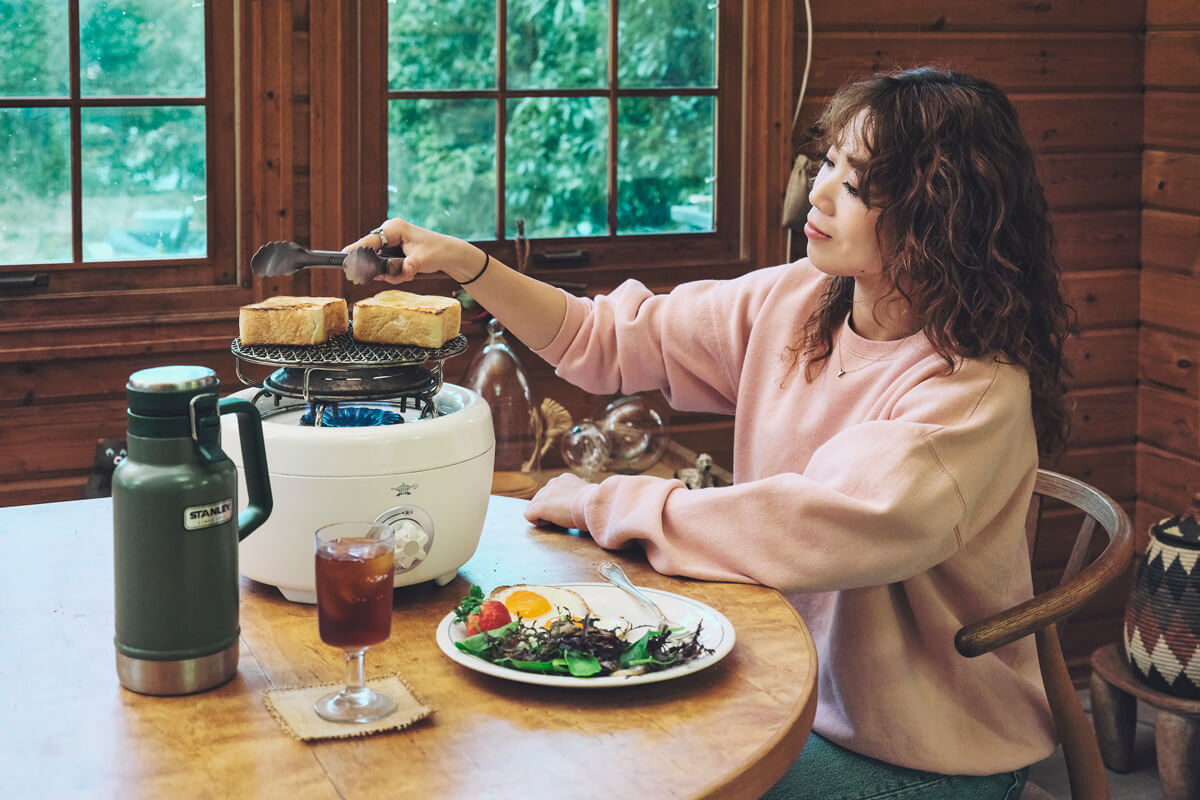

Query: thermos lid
left=127, top=366, right=219, bottom=417
left=129, top=365, right=218, bottom=393
left=1151, top=493, right=1200, bottom=547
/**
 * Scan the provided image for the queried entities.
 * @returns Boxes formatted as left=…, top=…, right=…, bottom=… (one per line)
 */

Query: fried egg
left=487, top=584, right=591, bottom=628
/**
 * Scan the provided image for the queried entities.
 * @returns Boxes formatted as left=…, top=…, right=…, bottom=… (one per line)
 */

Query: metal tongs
left=250, top=241, right=406, bottom=286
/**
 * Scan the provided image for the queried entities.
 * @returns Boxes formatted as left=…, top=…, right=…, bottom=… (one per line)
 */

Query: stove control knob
left=376, top=505, right=435, bottom=573
left=392, top=518, right=430, bottom=570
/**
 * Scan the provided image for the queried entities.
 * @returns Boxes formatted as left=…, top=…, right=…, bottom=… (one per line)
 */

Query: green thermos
left=113, top=365, right=273, bottom=695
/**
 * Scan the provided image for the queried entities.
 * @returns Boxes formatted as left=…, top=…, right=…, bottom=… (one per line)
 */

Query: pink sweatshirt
left=534, top=259, right=1056, bottom=775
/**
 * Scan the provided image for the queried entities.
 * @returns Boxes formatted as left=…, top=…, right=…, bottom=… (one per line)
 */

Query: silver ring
left=370, top=225, right=389, bottom=249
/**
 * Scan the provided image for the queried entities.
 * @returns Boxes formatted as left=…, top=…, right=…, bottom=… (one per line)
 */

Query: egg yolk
left=503, top=590, right=552, bottom=619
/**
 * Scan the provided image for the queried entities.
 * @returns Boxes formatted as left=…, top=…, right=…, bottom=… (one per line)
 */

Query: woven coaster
left=263, top=675, right=434, bottom=741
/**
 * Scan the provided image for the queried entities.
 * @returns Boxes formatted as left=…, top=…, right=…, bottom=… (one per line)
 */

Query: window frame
left=0, top=0, right=236, bottom=289
left=358, top=0, right=746, bottom=277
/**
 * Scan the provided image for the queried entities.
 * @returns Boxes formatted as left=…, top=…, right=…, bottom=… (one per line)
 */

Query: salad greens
left=451, top=588, right=712, bottom=678
left=452, top=585, right=484, bottom=624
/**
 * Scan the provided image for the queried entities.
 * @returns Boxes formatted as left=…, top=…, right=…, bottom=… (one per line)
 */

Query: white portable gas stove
left=222, top=330, right=494, bottom=604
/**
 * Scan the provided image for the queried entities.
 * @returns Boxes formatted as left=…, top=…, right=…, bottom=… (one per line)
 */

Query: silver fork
left=596, top=561, right=678, bottom=635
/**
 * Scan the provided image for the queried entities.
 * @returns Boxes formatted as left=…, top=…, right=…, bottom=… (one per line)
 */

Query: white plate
left=435, top=582, right=736, bottom=688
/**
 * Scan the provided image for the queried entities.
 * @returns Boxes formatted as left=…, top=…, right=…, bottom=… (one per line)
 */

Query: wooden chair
left=955, top=469, right=1134, bottom=800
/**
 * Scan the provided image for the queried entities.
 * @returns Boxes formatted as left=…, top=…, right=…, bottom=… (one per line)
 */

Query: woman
left=346, top=66, right=1071, bottom=799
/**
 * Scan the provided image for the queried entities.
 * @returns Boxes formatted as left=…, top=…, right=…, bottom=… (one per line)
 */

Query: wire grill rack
left=231, top=330, right=467, bottom=368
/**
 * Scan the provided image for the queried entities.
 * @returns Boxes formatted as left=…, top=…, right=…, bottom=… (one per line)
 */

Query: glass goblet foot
left=314, top=654, right=397, bottom=724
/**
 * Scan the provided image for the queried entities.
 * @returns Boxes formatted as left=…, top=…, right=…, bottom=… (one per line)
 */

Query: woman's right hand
left=342, top=218, right=485, bottom=285
left=346, top=217, right=568, bottom=350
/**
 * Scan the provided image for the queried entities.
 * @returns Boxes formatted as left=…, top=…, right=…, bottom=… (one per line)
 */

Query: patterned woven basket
left=1123, top=493, right=1200, bottom=699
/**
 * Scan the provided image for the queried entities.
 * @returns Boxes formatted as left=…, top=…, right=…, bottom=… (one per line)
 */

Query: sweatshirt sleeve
left=533, top=266, right=795, bottom=415
left=569, top=360, right=1038, bottom=594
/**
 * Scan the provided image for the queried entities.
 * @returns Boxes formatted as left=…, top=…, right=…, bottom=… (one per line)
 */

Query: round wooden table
left=2, top=494, right=817, bottom=799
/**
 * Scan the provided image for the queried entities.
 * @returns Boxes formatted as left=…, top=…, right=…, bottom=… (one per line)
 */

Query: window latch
left=533, top=249, right=589, bottom=267
left=0, top=273, right=50, bottom=290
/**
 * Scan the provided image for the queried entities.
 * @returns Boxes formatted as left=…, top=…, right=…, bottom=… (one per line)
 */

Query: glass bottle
left=464, top=319, right=544, bottom=474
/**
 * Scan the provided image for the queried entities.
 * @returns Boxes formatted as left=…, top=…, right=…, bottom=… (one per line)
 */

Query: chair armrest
left=955, top=542, right=1129, bottom=657
left=955, top=470, right=1134, bottom=658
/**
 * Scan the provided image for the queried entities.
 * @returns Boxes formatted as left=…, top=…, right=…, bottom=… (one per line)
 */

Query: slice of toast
left=352, top=290, right=461, bottom=348
left=238, top=296, right=349, bottom=345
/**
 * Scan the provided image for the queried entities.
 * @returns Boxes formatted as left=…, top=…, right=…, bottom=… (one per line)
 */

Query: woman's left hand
left=524, top=472, right=590, bottom=531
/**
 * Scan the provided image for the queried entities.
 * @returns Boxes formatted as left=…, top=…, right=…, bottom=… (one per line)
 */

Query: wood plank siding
left=1138, top=0, right=1200, bottom=617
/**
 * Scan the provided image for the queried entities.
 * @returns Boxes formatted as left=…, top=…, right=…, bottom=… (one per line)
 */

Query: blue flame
left=300, top=406, right=404, bottom=427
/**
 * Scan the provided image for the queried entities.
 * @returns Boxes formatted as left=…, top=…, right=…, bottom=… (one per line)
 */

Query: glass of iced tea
left=313, top=521, right=397, bottom=723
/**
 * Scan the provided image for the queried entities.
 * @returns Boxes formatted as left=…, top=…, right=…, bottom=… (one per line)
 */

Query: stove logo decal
left=183, top=498, right=234, bottom=530
left=391, top=482, right=417, bottom=496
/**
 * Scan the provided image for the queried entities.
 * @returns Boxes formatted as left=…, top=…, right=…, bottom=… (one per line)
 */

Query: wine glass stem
left=343, top=647, right=367, bottom=693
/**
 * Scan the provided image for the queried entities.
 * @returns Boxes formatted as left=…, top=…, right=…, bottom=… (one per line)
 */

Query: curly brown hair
left=794, top=66, right=1074, bottom=455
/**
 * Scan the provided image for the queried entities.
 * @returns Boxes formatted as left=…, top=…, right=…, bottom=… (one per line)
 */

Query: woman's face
left=805, top=114, right=884, bottom=284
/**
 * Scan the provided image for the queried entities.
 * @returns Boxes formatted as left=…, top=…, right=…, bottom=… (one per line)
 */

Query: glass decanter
left=464, top=318, right=544, bottom=474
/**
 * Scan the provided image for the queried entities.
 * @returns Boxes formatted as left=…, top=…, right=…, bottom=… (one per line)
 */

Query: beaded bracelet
left=459, top=250, right=490, bottom=286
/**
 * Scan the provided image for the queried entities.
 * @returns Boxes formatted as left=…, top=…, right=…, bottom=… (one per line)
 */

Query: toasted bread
left=238, top=296, right=349, bottom=346
left=352, top=290, right=461, bottom=348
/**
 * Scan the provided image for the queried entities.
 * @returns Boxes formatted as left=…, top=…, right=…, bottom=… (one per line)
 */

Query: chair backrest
left=955, top=468, right=1133, bottom=800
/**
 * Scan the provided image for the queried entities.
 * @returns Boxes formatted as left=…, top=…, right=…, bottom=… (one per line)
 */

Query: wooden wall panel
left=1142, top=270, right=1200, bottom=338
left=1139, top=385, right=1200, bottom=455
left=1144, top=150, right=1200, bottom=212
left=1142, top=209, right=1200, bottom=273
left=1066, top=329, right=1139, bottom=388
left=1138, top=3, right=1200, bottom=562
left=1145, top=92, right=1200, bottom=150
left=1047, top=444, right=1137, bottom=500
left=1139, top=444, right=1200, bottom=510
left=814, top=1, right=1145, bottom=30
left=1015, top=93, right=1143, bottom=152
left=1052, top=210, right=1140, bottom=270
left=1145, top=31, right=1200, bottom=87
left=0, top=314, right=236, bottom=356
left=1063, top=270, right=1140, bottom=329
left=799, top=95, right=1143, bottom=158
left=742, top=1, right=796, bottom=275
left=1140, top=327, right=1200, bottom=394
left=1039, top=153, right=1142, bottom=210
left=1070, top=387, right=1138, bottom=446
left=807, top=33, right=1142, bottom=93
left=1147, top=0, right=1200, bottom=26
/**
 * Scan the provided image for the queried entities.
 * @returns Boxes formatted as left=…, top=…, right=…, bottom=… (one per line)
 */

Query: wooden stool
left=1089, top=643, right=1200, bottom=800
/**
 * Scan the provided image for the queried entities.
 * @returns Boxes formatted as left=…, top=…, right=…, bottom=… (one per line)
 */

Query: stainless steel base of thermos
left=115, top=641, right=239, bottom=696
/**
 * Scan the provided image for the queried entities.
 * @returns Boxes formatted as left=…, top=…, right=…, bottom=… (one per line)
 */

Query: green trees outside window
left=386, top=0, right=718, bottom=242
left=0, top=0, right=207, bottom=266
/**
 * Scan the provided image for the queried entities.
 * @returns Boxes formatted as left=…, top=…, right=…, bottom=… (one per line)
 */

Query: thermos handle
left=217, top=397, right=273, bottom=540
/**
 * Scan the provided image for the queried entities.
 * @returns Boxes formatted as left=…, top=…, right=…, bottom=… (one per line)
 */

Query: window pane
left=388, top=98, right=496, bottom=241
left=618, top=96, right=714, bottom=234
left=0, top=1, right=69, bottom=96
left=81, top=106, right=207, bottom=261
left=619, top=0, right=715, bottom=89
left=507, top=0, right=608, bottom=90
left=388, top=0, right=495, bottom=91
left=0, top=108, right=71, bottom=264
left=79, top=0, right=205, bottom=97
left=505, top=97, right=606, bottom=239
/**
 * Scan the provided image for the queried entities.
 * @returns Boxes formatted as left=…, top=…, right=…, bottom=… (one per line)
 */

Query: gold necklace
left=835, top=335, right=870, bottom=378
